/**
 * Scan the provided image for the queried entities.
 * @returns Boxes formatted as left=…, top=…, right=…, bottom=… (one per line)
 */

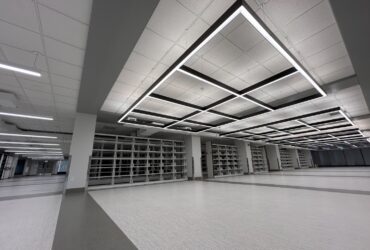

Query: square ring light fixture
left=116, top=0, right=366, bottom=149
left=118, top=0, right=326, bottom=122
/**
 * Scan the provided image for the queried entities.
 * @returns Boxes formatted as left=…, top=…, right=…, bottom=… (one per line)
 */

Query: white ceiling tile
left=203, top=39, right=243, bottom=68
left=161, top=45, right=186, bottom=66
left=306, top=42, right=347, bottom=68
left=177, top=0, right=213, bottom=15
left=147, top=0, right=196, bottom=41
left=37, top=0, right=92, bottom=24
left=264, top=54, right=292, bottom=74
left=282, top=1, right=335, bottom=44
left=44, top=37, right=84, bottom=66
left=124, top=52, right=157, bottom=76
left=52, top=86, right=79, bottom=98
left=240, top=65, right=272, bottom=84
left=51, top=74, right=80, bottom=90
left=201, top=0, right=236, bottom=24
left=223, top=54, right=258, bottom=77
left=293, top=24, right=342, bottom=57
left=0, top=20, right=43, bottom=52
left=54, top=94, right=77, bottom=105
left=38, top=4, right=88, bottom=48
left=263, top=0, right=323, bottom=27
left=0, top=0, right=39, bottom=32
left=19, top=78, right=51, bottom=93
left=134, top=28, right=173, bottom=61
left=177, top=18, right=209, bottom=49
left=227, top=20, right=263, bottom=51
left=48, top=58, right=82, bottom=80
left=247, top=40, right=279, bottom=64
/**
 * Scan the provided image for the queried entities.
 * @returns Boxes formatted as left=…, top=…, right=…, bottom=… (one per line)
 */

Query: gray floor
left=90, top=167, right=370, bottom=250
left=0, top=175, right=66, bottom=200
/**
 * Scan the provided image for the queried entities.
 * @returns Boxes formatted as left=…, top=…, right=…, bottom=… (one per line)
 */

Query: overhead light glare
left=0, top=133, right=57, bottom=139
left=0, top=112, right=53, bottom=120
left=1, top=146, right=61, bottom=150
left=0, top=141, right=59, bottom=146
left=0, top=62, right=41, bottom=77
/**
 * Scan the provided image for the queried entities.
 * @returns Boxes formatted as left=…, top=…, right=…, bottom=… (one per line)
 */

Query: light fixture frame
left=117, top=0, right=326, bottom=125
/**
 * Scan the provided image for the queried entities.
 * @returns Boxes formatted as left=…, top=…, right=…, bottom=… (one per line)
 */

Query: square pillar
left=265, top=145, right=281, bottom=171
left=66, top=113, right=97, bottom=191
left=185, top=135, right=202, bottom=179
left=235, top=141, right=253, bottom=174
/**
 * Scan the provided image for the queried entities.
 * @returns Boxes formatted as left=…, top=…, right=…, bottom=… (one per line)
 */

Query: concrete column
left=265, top=145, right=281, bottom=171
left=205, top=141, right=213, bottom=178
left=291, top=149, right=300, bottom=169
left=185, top=135, right=202, bottom=179
left=235, top=141, right=253, bottom=174
left=66, top=113, right=97, bottom=191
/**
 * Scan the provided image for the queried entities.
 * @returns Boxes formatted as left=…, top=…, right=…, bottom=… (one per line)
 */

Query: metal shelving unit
left=88, top=134, right=187, bottom=187
left=212, top=144, right=242, bottom=177
left=298, top=150, right=311, bottom=168
left=251, top=145, right=268, bottom=172
left=279, top=148, right=294, bottom=169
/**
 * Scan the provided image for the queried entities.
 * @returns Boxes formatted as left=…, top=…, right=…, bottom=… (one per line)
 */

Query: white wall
left=66, top=113, right=97, bottom=190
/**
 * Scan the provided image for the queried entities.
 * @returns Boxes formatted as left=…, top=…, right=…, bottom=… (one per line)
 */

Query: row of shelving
left=89, top=134, right=187, bottom=186
left=211, top=144, right=242, bottom=177
left=251, top=145, right=268, bottom=172
left=279, top=148, right=294, bottom=169
left=298, top=150, right=311, bottom=168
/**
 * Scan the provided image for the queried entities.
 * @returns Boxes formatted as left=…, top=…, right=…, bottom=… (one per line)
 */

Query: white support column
left=265, top=145, right=281, bottom=171
left=66, top=113, right=97, bottom=191
left=185, top=135, right=202, bottom=179
left=235, top=141, right=253, bottom=174
left=205, top=141, right=213, bottom=178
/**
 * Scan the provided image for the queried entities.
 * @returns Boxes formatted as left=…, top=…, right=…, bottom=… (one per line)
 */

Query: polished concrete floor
left=0, top=175, right=65, bottom=250
left=0, top=175, right=65, bottom=200
left=1, top=168, right=370, bottom=250
left=90, top=167, right=370, bottom=250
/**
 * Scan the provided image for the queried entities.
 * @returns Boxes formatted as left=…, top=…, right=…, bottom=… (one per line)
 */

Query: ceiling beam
left=329, top=0, right=370, bottom=109
left=77, top=0, right=159, bottom=114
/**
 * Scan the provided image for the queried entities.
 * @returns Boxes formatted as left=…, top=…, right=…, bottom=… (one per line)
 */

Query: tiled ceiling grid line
left=118, top=0, right=326, bottom=138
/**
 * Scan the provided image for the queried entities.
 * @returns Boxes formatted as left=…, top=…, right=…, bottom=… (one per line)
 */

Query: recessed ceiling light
left=0, top=112, right=53, bottom=120
left=0, top=141, right=59, bottom=146
left=0, top=133, right=57, bottom=139
left=0, top=62, right=41, bottom=77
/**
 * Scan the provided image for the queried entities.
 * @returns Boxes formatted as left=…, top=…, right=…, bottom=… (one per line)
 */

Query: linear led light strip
left=118, top=8, right=241, bottom=123
left=1, top=146, right=61, bottom=150
left=119, top=2, right=326, bottom=123
left=295, top=120, right=320, bottom=131
left=6, top=151, right=63, bottom=154
left=246, top=71, right=300, bottom=94
left=0, top=133, right=57, bottom=139
left=0, top=62, right=41, bottom=77
left=0, top=141, right=59, bottom=146
left=177, top=68, right=274, bottom=111
left=238, top=7, right=326, bottom=96
left=14, top=152, right=63, bottom=155
left=339, top=110, right=355, bottom=126
left=0, top=112, right=52, bottom=120
left=148, top=95, right=238, bottom=121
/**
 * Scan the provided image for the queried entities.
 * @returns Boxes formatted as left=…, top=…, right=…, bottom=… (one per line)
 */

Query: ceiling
left=101, top=0, right=369, bottom=150
left=0, top=0, right=92, bottom=156
left=0, top=0, right=369, bottom=155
